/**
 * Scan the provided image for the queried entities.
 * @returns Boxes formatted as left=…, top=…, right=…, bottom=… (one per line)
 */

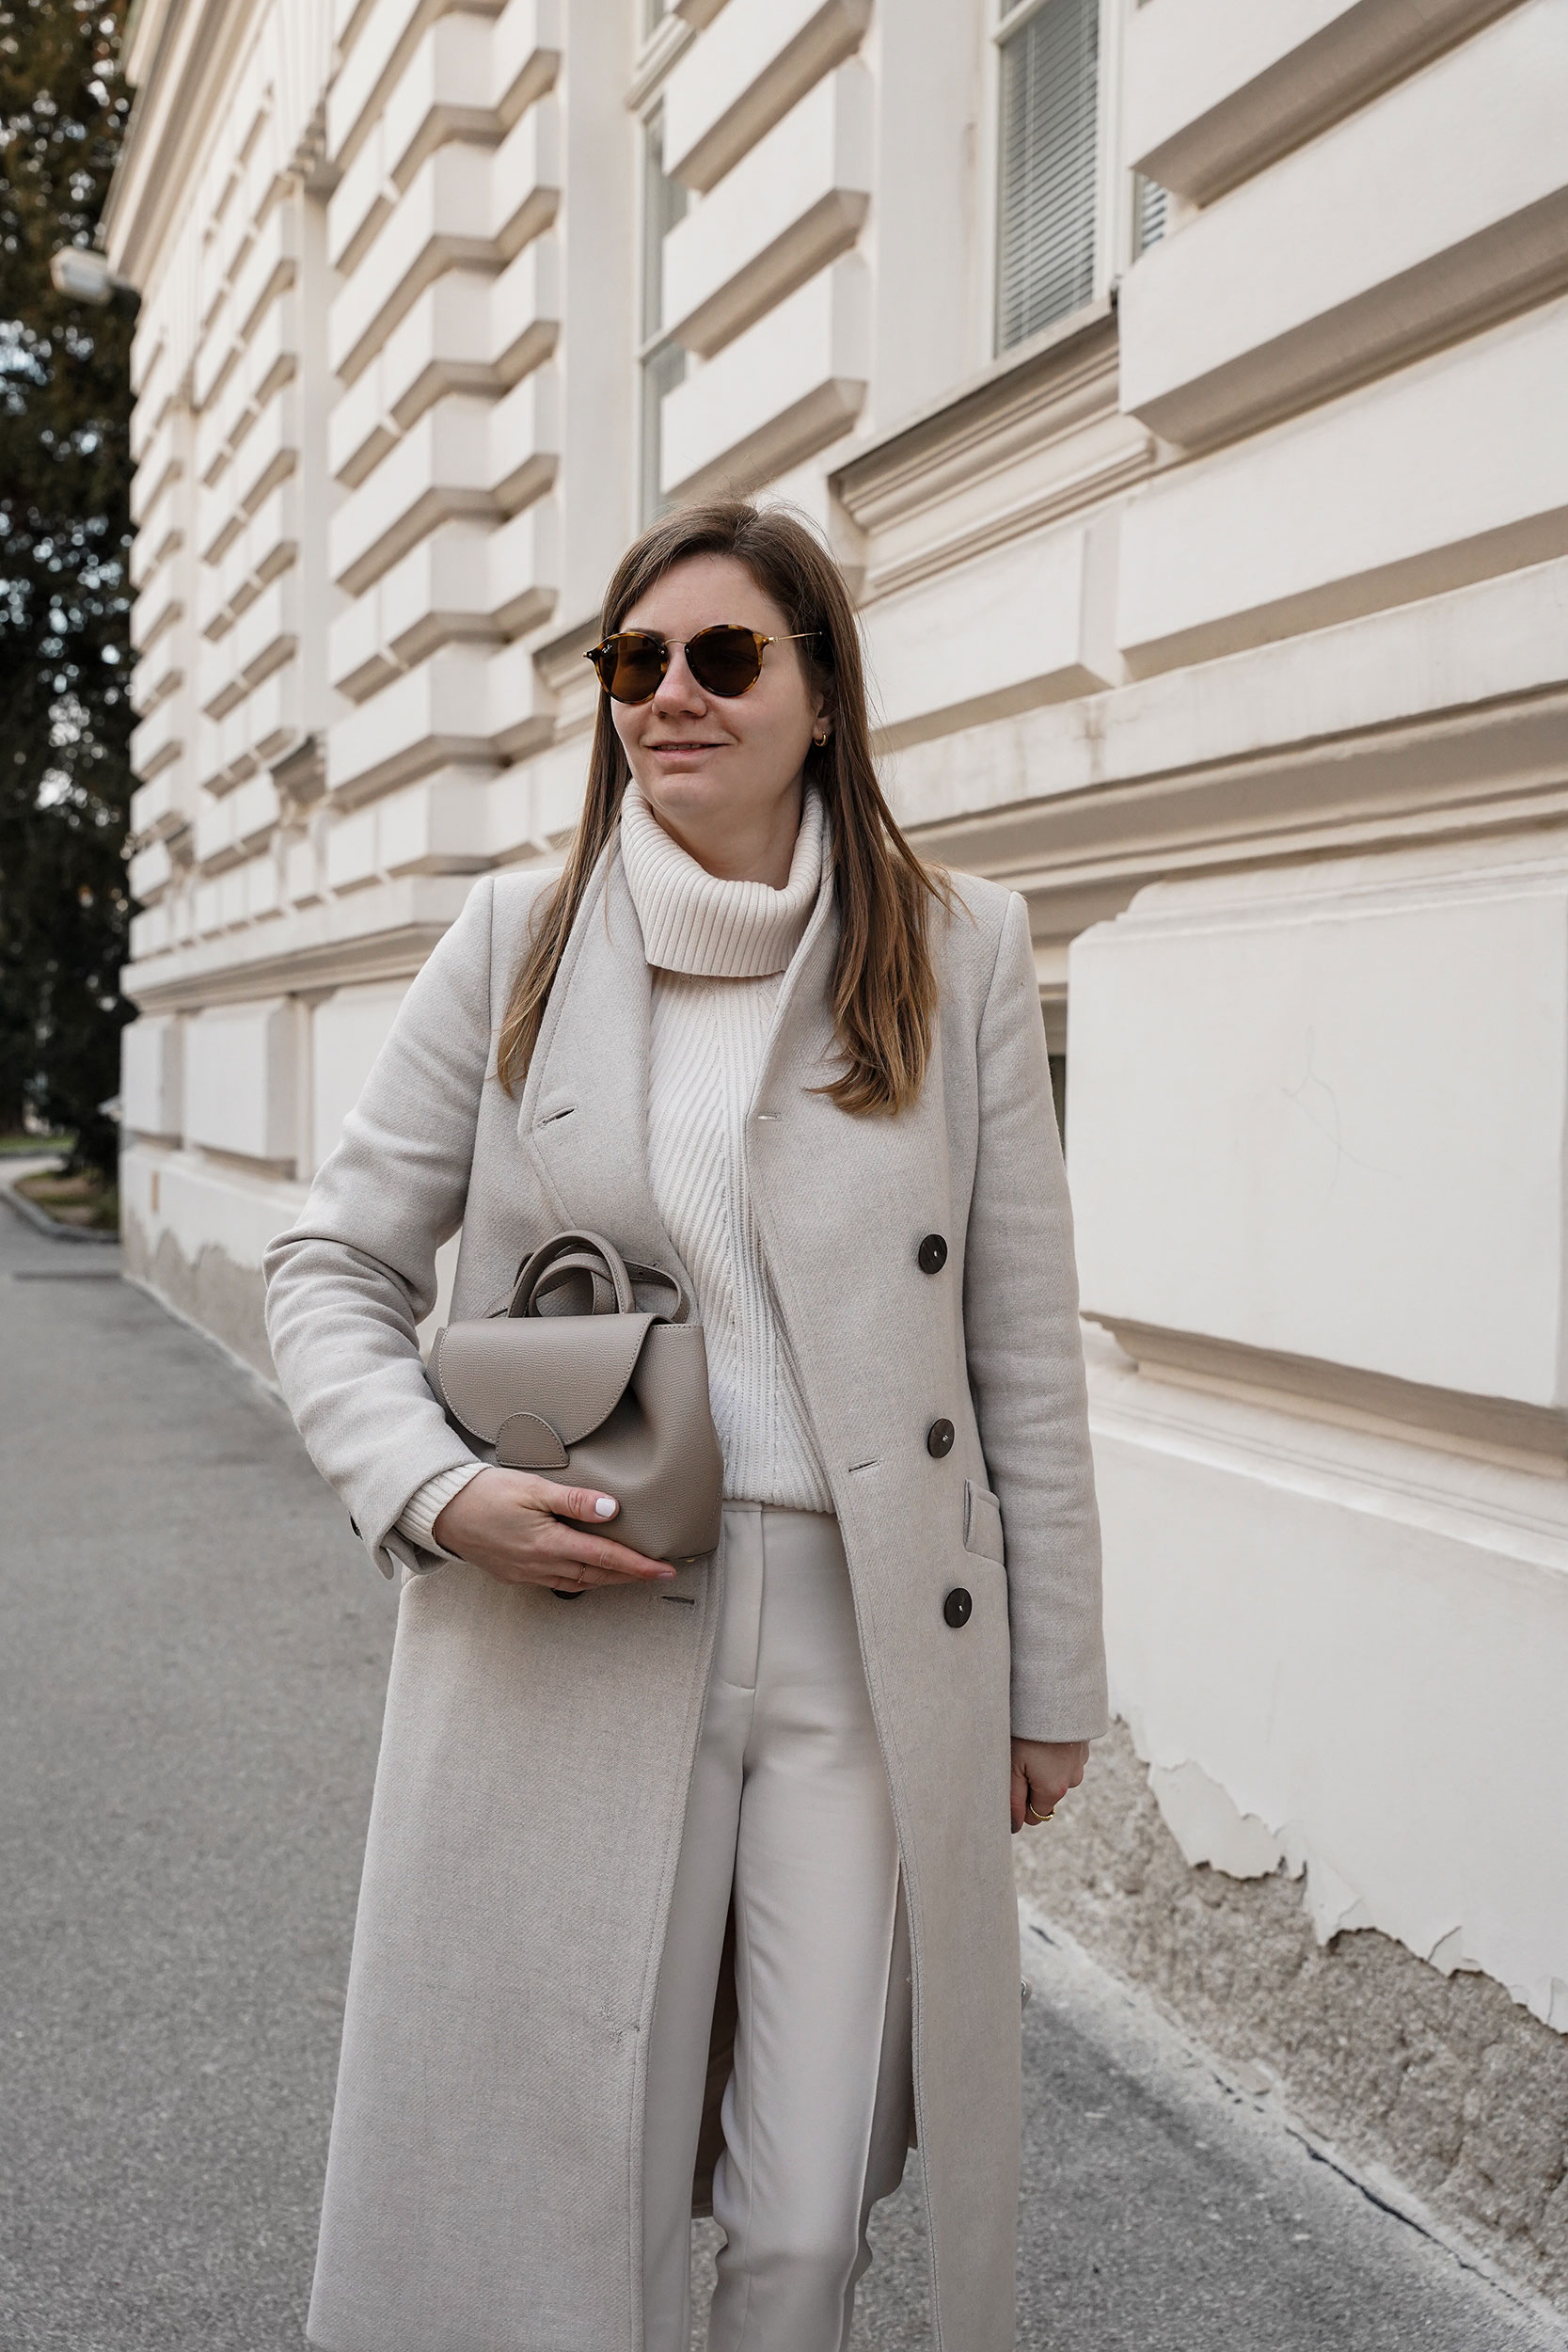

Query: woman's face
left=610, top=553, right=827, bottom=844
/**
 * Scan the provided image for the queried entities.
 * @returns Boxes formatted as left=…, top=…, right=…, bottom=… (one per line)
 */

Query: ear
left=811, top=689, right=834, bottom=747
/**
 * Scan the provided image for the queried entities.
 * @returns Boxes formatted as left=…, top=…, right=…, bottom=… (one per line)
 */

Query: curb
left=1018, top=1898, right=1568, bottom=2348
left=0, top=1172, right=120, bottom=1247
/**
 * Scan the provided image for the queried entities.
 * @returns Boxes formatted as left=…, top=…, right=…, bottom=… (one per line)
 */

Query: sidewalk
left=1, top=1199, right=1560, bottom=2351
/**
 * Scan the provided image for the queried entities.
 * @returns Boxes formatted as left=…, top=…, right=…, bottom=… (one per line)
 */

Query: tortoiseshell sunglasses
left=585, top=625, right=815, bottom=705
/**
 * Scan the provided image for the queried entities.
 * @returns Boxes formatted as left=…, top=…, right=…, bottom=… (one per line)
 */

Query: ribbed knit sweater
left=399, top=782, right=832, bottom=1557
left=623, top=779, right=833, bottom=1513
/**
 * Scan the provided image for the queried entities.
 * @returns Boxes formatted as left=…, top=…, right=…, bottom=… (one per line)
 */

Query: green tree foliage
left=0, top=0, right=132, bottom=1173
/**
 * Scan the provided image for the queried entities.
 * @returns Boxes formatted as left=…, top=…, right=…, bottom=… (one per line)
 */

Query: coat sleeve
left=963, top=890, right=1108, bottom=1743
left=262, top=875, right=499, bottom=1579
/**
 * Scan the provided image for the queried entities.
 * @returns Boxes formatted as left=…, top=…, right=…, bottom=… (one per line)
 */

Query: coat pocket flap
left=962, top=1479, right=1006, bottom=1565
left=428, top=1314, right=657, bottom=1448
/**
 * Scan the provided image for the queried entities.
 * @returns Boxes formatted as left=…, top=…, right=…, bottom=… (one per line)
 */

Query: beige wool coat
left=263, top=830, right=1106, bottom=2352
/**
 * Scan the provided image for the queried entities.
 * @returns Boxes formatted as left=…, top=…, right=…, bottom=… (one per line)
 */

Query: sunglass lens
left=598, top=633, right=665, bottom=703
left=687, top=627, right=763, bottom=697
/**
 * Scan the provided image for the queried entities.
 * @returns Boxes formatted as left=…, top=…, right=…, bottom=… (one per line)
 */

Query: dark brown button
left=550, top=1586, right=586, bottom=1600
left=943, top=1587, right=973, bottom=1629
left=917, top=1232, right=947, bottom=1275
left=926, top=1417, right=955, bottom=1458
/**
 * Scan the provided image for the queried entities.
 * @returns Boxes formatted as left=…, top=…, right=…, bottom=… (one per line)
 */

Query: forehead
left=622, top=552, right=788, bottom=636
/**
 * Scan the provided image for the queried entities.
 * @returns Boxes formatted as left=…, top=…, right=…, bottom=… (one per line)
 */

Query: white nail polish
left=594, top=1497, right=617, bottom=1518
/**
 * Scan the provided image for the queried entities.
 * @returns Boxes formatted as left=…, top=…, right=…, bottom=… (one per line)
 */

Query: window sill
left=831, top=296, right=1119, bottom=535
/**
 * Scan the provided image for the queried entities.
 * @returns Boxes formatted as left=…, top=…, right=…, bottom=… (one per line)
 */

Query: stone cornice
left=121, top=875, right=481, bottom=1011
left=903, top=683, right=1568, bottom=951
left=832, top=300, right=1156, bottom=602
left=832, top=299, right=1124, bottom=536
left=105, top=0, right=274, bottom=286
left=1091, top=1316, right=1568, bottom=1480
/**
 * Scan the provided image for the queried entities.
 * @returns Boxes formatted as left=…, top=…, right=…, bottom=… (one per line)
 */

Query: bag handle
left=506, top=1230, right=691, bottom=1325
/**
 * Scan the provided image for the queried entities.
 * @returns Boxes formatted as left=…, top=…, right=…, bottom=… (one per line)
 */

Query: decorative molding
left=532, top=612, right=601, bottom=697
left=272, top=732, right=326, bottom=815
left=666, top=0, right=871, bottom=195
left=833, top=305, right=1157, bottom=602
left=835, top=302, right=1120, bottom=532
left=1128, top=0, right=1521, bottom=207
left=883, top=539, right=1568, bottom=943
left=124, top=916, right=458, bottom=1014
left=1092, top=1316, right=1568, bottom=1476
left=1126, top=191, right=1568, bottom=457
left=626, top=8, right=695, bottom=114
left=107, top=0, right=332, bottom=289
left=905, top=684, right=1568, bottom=948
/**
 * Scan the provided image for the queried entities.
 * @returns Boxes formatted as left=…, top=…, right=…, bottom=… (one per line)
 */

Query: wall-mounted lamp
left=50, top=246, right=138, bottom=309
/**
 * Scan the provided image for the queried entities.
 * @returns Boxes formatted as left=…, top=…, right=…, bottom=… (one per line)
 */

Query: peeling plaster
left=1014, top=1722, right=1568, bottom=2311
left=1149, top=1759, right=1288, bottom=1879
left=1427, top=1926, right=1483, bottom=1978
left=1139, top=1732, right=1561, bottom=2025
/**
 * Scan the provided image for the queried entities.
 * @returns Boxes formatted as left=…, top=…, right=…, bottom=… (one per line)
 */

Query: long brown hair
left=497, top=499, right=952, bottom=1115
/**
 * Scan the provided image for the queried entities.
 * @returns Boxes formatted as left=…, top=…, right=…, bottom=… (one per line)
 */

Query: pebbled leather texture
left=430, top=1314, right=657, bottom=1447
left=426, top=1231, right=723, bottom=1563
left=495, top=1412, right=570, bottom=1470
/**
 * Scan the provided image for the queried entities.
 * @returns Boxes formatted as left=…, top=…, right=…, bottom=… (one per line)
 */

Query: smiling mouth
left=649, top=740, right=723, bottom=752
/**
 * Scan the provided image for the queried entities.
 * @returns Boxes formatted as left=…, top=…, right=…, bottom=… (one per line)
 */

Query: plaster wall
left=1088, top=1332, right=1568, bottom=2032
left=1068, top=835, right=1568, bottom=1406
left=309, top=979, right=413, bottom=1177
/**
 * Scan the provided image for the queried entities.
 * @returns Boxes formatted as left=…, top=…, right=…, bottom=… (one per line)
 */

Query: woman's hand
left=1010, top=1738, right=1088, bottom=1834
left=431, top=1468, right=675, bottom=1593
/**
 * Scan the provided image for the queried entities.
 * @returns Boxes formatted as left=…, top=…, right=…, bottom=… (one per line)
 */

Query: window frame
left=985, top=0, right=1147, bottom=365
left=633, top=99, right=690, bottom=525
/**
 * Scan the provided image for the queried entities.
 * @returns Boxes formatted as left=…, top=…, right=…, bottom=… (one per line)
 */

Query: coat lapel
left=745, top=857, right=955, bottom=1487
left=516, top=839, right=692, bottom=1290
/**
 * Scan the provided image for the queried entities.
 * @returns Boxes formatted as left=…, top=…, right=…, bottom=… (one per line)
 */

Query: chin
left=641, top=770, right=724, bottom=813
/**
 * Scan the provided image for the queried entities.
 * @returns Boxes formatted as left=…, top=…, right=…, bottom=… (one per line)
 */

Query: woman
left=264, top=500, right=1106, bottom=2352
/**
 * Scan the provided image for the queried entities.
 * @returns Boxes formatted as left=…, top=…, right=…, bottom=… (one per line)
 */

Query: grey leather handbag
left=426, top=1229, right=723, bottom=1565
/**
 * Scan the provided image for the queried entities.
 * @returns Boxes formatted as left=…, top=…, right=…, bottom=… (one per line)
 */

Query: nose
left=650, top=644, right=705, bottom=716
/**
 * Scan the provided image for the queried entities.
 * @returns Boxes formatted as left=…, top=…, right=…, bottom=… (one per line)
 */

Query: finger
left=1009, top=1760, right=1028, bottom=1835
left=549, top=1485, right=623, bottom=1525
left=546, top=1526, right=673, bottom=1581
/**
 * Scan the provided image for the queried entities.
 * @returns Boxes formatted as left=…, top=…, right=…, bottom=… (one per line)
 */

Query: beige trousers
left=641, top=1503, right=912, bottom=2352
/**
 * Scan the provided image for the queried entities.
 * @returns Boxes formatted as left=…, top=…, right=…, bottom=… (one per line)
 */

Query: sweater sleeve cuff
left=398, top=1461, right=486, bottom=1565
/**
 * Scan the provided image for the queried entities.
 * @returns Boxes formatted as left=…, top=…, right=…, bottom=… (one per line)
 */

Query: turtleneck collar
left=618, top=778, right=827, bottom=978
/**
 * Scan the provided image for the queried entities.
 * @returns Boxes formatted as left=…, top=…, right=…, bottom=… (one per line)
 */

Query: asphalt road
left=2, top=1194, right=1560, bottom=2352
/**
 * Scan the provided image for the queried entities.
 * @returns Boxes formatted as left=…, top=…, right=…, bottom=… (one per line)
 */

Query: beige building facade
left=107, top=0, right=1568, bottom=2241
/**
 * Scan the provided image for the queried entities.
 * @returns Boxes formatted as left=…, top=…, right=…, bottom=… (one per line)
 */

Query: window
left=995, top=0, right=1100, bottom=353
left=1134, top=172, right=1167, bottom=255
left=639, top=106, right=689, bottom=522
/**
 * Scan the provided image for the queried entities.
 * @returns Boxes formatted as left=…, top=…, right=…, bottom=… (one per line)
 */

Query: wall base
left=119, top=1142, right=303, bottom=1386
left=1014, top=1721, right=1568, bottom=2312
left=123, top=1209, right=274, bottom=1385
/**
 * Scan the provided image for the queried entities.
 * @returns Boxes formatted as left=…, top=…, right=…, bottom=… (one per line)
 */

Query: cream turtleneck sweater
left=399, top=782, right=833, bottom=1558
left=622, top=779, right=834, bottom=1514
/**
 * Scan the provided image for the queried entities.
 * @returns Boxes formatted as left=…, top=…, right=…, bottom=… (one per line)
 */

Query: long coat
left=263, top=831, right=1106, bottom=2352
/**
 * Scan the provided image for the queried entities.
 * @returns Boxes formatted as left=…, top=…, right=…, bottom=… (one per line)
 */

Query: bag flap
left=429, top=1313, right=657, bottom=1448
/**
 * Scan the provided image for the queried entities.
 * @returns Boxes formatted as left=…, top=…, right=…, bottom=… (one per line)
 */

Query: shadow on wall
left=123, top=1212, right=275, bottom=1386
left=1014, top=1721, right=1568, bottom=2314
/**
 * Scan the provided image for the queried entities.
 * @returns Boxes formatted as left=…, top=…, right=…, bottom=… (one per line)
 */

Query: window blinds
left=996, top=0, right=1100, bottom=352
left=640, top=110, right=689, bottom=522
